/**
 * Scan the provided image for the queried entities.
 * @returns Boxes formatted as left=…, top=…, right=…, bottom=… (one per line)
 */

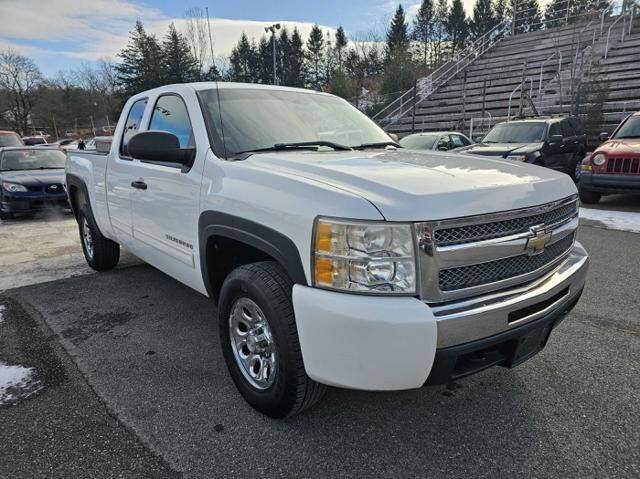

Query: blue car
left=0, top=147, right=68, bottom=220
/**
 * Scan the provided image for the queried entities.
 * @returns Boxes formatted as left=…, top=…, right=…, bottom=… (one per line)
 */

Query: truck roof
left=127, top=82, right=333, bottom=102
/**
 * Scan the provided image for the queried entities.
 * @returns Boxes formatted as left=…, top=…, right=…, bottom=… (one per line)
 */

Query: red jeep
left=579, top=112, right=640, bottom=204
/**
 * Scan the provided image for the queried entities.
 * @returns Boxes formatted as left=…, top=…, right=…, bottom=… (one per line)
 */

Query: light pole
left=264, top=23, right=281, bottom=85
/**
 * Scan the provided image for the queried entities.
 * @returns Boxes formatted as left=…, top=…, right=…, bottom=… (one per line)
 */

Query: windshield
left=613, top=116, right=640, bottom=139
left=399, top=134, right=438, bottom=150
left=0, top=132, right=23, bottom=147
left=483, top=122, right=546, bottom=143
left=198, top=88, right=392, bottom=156
left=0, top=149, right=66, bottom=171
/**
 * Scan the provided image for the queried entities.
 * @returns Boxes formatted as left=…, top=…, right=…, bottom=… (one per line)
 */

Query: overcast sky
left=0, top=0, right=552, bottom=76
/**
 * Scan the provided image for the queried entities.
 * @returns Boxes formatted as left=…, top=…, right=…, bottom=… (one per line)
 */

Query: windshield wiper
left=616, top=135, right=640, bottom=139
left=352, top=141, right=400, bottom=150
left=231, top=141, right=352, bottom=159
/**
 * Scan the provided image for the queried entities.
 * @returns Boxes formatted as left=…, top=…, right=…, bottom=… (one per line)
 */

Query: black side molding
left=198, top=211, right=308, bottom=298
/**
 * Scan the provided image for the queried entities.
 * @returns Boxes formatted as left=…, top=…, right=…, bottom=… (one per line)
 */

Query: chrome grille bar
left=416, top=195, right=579, bottom=303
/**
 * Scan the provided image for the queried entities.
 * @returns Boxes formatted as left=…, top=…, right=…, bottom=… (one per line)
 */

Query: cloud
left=0, top=0, right=338, bottom=73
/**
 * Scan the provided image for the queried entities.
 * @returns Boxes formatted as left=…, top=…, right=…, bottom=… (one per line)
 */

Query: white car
left=65, top=83, right=589, bottom=418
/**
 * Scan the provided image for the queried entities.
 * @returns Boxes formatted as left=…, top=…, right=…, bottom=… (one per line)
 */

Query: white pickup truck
left=66, top=82, right=589, bottom=418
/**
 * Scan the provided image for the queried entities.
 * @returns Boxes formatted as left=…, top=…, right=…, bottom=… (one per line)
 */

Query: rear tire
left=578, top=187, right=601, bottom=205
left=218, top=261, right=326, bottom=418
left=78, top=204, right=120, bottom=271
left=0, top=211, right=13, bottom=221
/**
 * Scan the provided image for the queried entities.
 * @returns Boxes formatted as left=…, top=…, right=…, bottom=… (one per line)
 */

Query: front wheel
left=78, top=205, right=120, bottom=271
left=218, top=262, right=326, bottom=418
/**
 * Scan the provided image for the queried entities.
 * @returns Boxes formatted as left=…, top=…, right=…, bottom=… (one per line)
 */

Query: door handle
left=131, top=180, right=147, bottom=190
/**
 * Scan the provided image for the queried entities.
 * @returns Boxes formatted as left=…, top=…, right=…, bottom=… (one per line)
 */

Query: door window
left=120, top=98, right=148, bottom=157
left=560, top=120, right=575, bottom=138
left=436, top=135, right=451, bottom=151
left=549, top=122, right=562, bottom=137
left=149, top=95, right=194, bottom=148
left=450, top=135, right=467, bottom=148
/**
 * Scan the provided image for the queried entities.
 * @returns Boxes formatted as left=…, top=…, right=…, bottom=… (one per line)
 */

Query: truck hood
left=245, top=149, right=576, bottom=221
left=0, top=168, right=65, bottom=187
left=458, top=142, right=544, bottom=157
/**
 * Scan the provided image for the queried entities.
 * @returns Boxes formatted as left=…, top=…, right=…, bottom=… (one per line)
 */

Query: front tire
left=78, top=204, right=120, bottom=271
left=579, top=186, right=601, bottom=204
left=218, top=262, right=326, bottom=418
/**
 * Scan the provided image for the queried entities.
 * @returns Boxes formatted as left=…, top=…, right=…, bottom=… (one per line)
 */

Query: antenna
left=206, top=6, right=227, bottom=159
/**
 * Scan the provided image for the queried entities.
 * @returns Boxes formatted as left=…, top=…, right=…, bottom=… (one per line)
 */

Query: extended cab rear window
left=120, top=98, right=148, bottom=157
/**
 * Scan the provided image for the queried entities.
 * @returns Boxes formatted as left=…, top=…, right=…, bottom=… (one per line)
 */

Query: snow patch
left=580, top=208, right=640, bottom=234
left=0, top=362, right=42, bottom=405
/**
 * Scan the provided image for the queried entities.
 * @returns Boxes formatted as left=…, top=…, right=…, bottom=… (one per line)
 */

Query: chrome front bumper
left=430, top=241, right=589, bottom=348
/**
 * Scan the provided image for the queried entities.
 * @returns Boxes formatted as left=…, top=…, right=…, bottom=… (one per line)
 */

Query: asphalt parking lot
left=1, top=220, right=639, bottom=478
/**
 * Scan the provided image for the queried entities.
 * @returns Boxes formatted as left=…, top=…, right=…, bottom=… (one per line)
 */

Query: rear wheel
left=78, top=204, right=120, bottom=271
left=0, top=211, right=13, bottom=221
left=578, top=186, right=601, bottom=205
left=218, top=261, right=326, bottom=418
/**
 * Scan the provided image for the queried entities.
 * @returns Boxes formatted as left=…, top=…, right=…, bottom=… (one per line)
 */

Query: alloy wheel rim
left=82, top=218, right=94, bottom=259
left=229, top=297, right=277, bottom=390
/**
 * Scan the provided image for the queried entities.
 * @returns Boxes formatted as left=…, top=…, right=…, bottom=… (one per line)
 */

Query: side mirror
left=599, top=132, right=610, bottom=142
left=128, top=131, right=195, bottom=166
left=388, top=133, right=399, bottom=142
left=549, top=134, right=563, bottom=144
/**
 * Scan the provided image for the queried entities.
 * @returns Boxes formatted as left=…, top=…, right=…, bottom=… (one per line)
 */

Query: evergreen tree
left=229, top=33, right=258, bottom=82
left=512, top=0, right=543, bottom=33
left=381, top=5, right=414, bottom=95
left=162, top=23, right=199, bottom=84
left=446, top=0, right=469, bottom=54
left=494, top=0, right=508, bottom=25
left=116, top=21, right=164, bottom=97
left=544, top=0, right=569, bottom=28
left=470, top=0, right=497, bottom=38
left=306, top=24, right=325, bottom=88
left=334, top=26, right=348, bottom=71
left=277, top=27, right=292, bottom=86
left=433, top=0, right=450, bottom=64
left=287, top=28, right=306, bottom=87
left=386, top=5, right=410, bottom=60
left=413, top=0, right=435, bottom=66
left=257, top=36, right=273, bottom=83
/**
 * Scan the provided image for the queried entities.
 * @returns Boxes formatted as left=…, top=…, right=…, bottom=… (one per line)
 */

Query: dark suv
left=458, top=117, right=587, bottom=179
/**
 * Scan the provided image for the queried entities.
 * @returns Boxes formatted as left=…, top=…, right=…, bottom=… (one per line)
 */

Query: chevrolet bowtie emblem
left=526, top=226, right=552, bottom=255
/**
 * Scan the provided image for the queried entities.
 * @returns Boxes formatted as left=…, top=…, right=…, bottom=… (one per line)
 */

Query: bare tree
left=0, top=49, right=43, bottom=134
left=184, top=7, right=211, bottom=79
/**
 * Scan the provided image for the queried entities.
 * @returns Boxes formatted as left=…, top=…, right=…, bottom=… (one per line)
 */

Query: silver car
left=399, top=131, right=473, bottom=151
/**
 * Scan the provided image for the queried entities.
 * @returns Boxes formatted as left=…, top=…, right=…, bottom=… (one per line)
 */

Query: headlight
left=506, top=155, right=528, bottom=162
left=592, top=153, right=606, bottom=166
left=2, top=182, right=28, bottom=192
left=312, top=218, right=417, bottom=294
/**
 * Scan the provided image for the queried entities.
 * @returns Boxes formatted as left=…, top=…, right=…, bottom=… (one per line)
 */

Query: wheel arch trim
left=198, top=211, right=308, bottom=299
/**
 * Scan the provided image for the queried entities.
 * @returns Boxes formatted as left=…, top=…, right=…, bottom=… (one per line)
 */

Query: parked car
left=457, top=117, right=587, bottom=179
left=0, top=147, right=68, bottom=220
left=66, top=83, right=588, bottom=418
left=578, top=112, right=640, bottom=204
left=0, top=130, right=24, bottom=147
left=22, top=135, right=48, bottom=146
left=399, top=131, right=473, bottom=151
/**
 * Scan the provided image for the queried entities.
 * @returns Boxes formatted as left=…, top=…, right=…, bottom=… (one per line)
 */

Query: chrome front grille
left=416, top=196, right=579, bottom=303
left=434, top=201, right=578, bottom=246
left=438, top=233, right=575, bottom=291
